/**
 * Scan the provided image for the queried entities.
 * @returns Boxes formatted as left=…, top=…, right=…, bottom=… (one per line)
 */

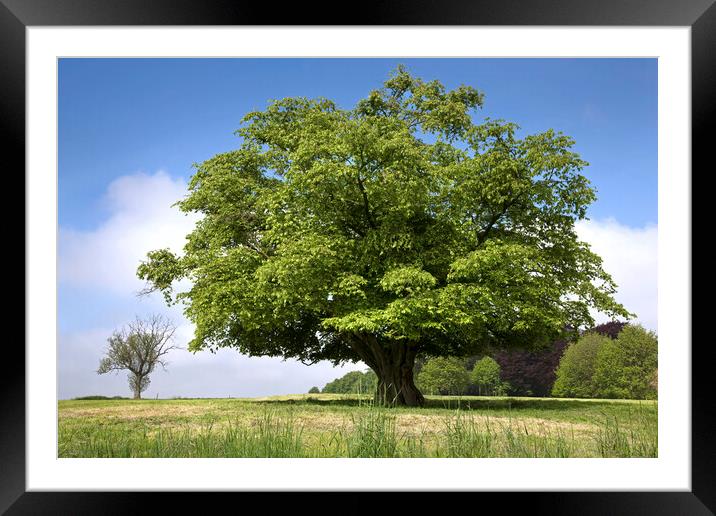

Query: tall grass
left=436, top=412, right=576, bottom=458
left=440, top=411, right=494, bottom=457
left=593, top=404, right=658, bottom=458
left=346, top=407, right=400, bottom=457
left=59, top=401, right=657, bottom=458
left=60, top=410, right=304, bottom=458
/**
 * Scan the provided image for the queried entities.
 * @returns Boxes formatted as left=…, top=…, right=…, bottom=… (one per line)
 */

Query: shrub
left=551, top=333, right=611, bottom=398
left=308, top=386, right=320, bottom=394
left=592, top=325, right=658, bottom=399
left=416, top=357, right=470, bottom=395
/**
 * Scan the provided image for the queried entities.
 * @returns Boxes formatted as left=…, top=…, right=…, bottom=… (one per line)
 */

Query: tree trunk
left=374, top=362, right=425, bottom=407
left=350, top=334, right=425, bottom=407
left=130, top=373, right=143, bottom=399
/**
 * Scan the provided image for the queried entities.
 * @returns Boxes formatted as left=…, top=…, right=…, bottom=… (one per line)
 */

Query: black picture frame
left=5, top=0, right=712, bottom=513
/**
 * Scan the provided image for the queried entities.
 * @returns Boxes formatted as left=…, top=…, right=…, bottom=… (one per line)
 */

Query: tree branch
left=356, top=173, right=376, bottom=230
left=476, top=194, right=523, bottom=245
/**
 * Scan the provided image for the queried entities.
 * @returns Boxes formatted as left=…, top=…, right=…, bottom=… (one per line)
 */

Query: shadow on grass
left=259, top=397, right=367, bottom=407
left=423, top=398, right=641, bottom=412
left=66, top=395, right=656, bottom=414
left=249, top=396, right=650, bottom=412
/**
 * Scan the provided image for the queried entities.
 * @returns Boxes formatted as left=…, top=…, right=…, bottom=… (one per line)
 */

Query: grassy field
left=58, top=394, right=657, bottom=458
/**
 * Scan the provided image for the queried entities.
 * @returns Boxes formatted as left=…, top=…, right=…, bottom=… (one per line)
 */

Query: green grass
left=58, top=394, right=657, bottom=458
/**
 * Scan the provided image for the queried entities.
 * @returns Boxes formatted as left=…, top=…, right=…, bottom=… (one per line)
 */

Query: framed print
left=5, top=0, right=713, bottom=513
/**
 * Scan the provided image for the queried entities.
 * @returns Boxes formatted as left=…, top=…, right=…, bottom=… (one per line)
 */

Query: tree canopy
left=138, top=66, right=630, bottom=406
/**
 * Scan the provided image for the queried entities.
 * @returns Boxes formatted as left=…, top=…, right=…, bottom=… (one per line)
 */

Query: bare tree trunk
left=133, top=388, right=142, bottom=400
left=350, top=334, right=425, bottom=407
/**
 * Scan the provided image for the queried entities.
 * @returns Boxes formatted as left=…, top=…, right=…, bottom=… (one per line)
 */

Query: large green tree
left=137, top=66, right=630, bottom=406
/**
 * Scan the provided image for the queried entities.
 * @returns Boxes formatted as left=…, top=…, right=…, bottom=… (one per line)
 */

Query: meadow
left=58, top=394, right=657, bottom=458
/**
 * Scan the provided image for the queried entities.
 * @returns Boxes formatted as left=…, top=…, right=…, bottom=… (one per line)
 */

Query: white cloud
left=59, top=170, right=201, bottom=294
left=575, top=218, right=657, bottom=331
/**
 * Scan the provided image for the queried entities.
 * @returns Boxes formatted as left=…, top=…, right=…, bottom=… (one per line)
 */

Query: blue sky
left=58, top=58, right=658, bottom=399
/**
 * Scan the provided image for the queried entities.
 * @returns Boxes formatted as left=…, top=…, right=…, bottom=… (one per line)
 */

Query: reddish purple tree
left=591, top=321, right=628, bottom=340
left=492, top=340, right=568, bottom=396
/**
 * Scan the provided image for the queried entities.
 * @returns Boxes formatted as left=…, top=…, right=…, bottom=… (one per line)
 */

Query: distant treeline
left=321, top=370, right=378, bottom=394
left=73, top=395, right=130, bottom=400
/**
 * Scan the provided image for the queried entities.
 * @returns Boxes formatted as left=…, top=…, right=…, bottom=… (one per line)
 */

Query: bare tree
left=97, top=314, right=178, bottom=399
